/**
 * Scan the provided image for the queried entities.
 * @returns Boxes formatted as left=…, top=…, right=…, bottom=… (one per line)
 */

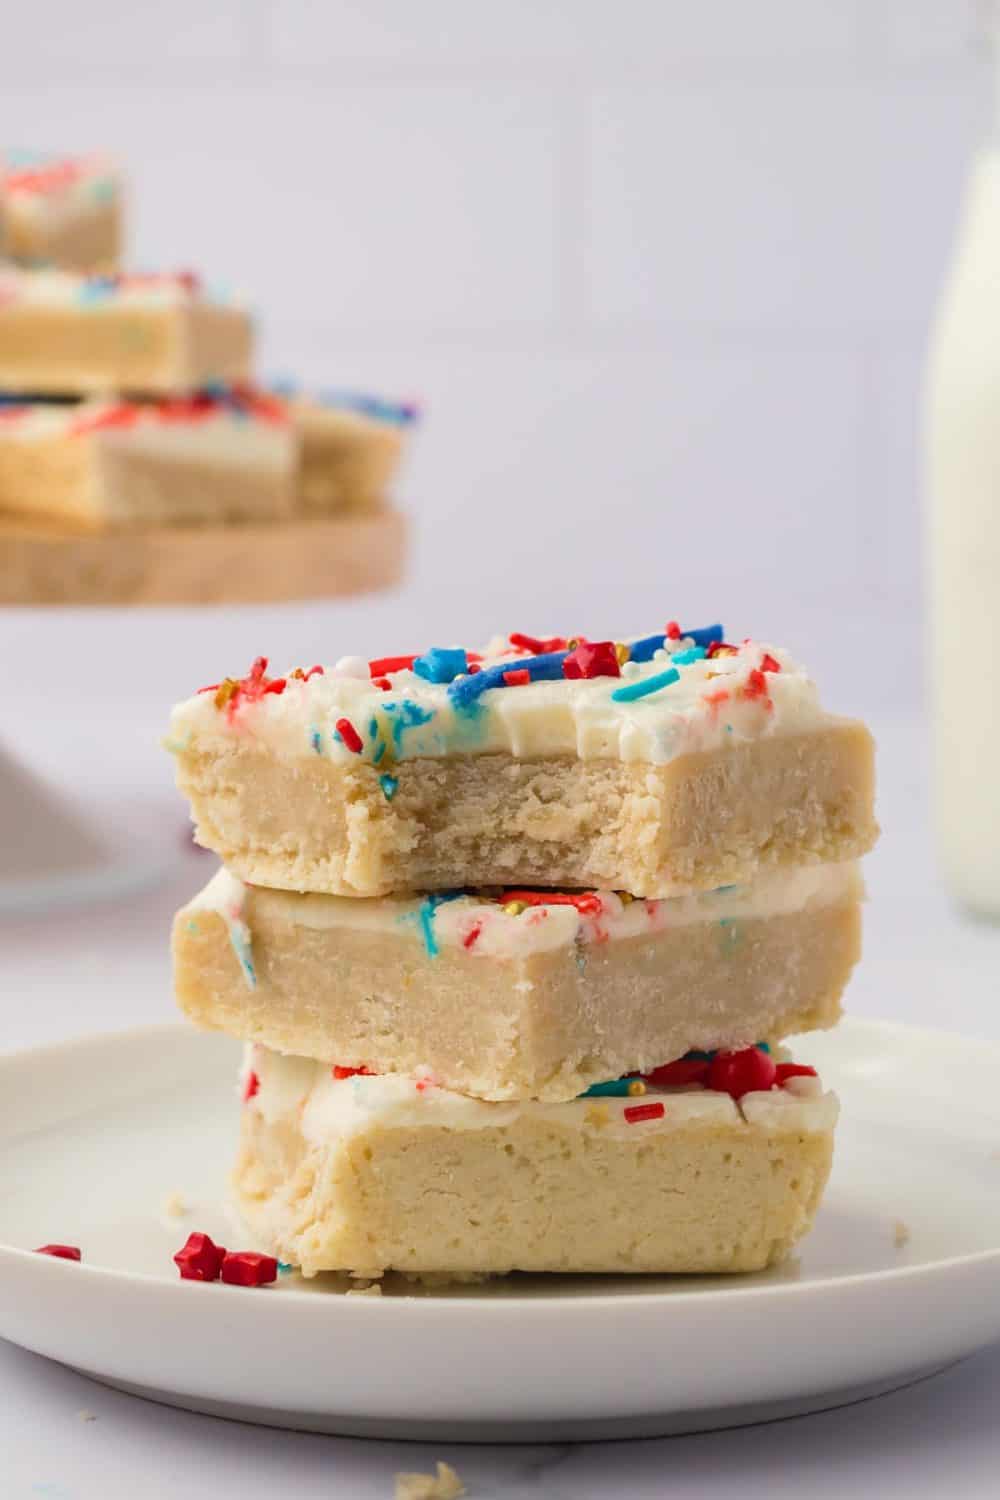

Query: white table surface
left=2, top=702, right=999, bottom=1500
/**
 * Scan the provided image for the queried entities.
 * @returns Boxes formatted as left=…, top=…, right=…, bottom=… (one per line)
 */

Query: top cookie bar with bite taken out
left=166, top=624, right=878, bottom=899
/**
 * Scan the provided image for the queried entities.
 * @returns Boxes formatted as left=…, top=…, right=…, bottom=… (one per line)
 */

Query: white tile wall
left=0, top=0, right=991, bottom=716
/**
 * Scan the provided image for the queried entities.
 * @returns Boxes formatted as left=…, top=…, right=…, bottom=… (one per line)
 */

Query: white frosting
left=246, top=1046, right=838, bottom=1142
left=167, top=631, right=833, bottom=769
left=190, top=862, right=862, bottom=962
left=4, top=153, right=118, bottom=229
left=0, top=268, right=235, bottom=308
left=0, top=399, right=294, bottom=471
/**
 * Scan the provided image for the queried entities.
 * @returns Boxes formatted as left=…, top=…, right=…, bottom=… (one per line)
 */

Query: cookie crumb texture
left=178, top=724, right=876, bottom=899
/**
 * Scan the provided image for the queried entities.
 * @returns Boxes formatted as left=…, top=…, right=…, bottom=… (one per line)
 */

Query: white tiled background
left=0, top=1, right=992, bottom=738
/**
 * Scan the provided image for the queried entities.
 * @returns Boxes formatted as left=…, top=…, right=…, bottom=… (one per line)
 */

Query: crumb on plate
left=394, top=1461, right=465, bottom=1500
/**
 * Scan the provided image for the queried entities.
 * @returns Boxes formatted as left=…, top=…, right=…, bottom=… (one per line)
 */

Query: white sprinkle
left=332, top=655, right=369, bottom=679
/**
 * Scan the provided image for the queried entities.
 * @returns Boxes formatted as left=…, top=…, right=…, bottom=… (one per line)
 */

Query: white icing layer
left=0, top=268, right=237, bottom=308
left=168, top=631, right=833, bottom=768
left=192, top=862, right=862, bottom=961
left=246, top=1046, right=838, bottom=1143
left=0, top=399, right=293, bottom=471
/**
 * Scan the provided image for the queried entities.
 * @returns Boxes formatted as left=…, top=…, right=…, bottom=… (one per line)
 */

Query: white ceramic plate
left=1, top=1019, right=999, bottom=1441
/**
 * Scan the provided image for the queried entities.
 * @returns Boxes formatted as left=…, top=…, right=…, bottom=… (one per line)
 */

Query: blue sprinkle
left=579, top=1078, right=638, bottom=1098
left=756, top=1041, right=771, bottom=1054
left=715, top=884, right=739, bottom=894
left=277, top=1260, right=294, bottom=1274
left=627, top=633, right=666, bottom=663
left=226, top=917, right=256, bottom=989
left=672, top=646, right=706, bottom=666
left=685, top=623, right=724, bottom=648
left=379, top=773, right=398, bottom=801
left=368, top=716, right=379, bottom=739
left=449, top=648, right=568, bottom=709
left=383, top=698, right=434, bottom=752
left=416, top=891, right=464, bottom=957
left=413, top=647, right=468, bottom=684
left=685, top=1050, right=715, bottom=1061
left=310, top=727, right=322, bottom=754
left=77, top=275, right=116, bottom=304
left=611, top=667, right=680, bottom=703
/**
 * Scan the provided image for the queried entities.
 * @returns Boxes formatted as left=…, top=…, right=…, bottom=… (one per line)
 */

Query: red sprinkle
left=336, top=717, right=364, bottom=753
left=562, top=640, right=621, bottom=680
left=508, top=632, right=568, bottom=654
left=742, top=668, right=769, bottom=700
left=242, top=1070, right=259, bottom=1102
left=332, top=1064, right=375, bottom=1079
left=501, top=889, right=603, bottom=917
left=174, top=1231, right=226, bottom=1282
left=35, top=1244, right=82, bottom=1261
left=775, top=1063, right=818, bottom=1086
left=760, top=652, right=781, bottom=674
left=373, top=676, right=392, bottom=691
left=502, top=668, right=531, bottom=686
left=702, top=688, right=730, bottom=707
left=369, top=654, right=416, bottom=676
left=467, top=662, right=482, bottom=674
left=304, top=664, right=324, bottom=679
left=462, top=920, right=483, bottom=950
left=624, top=1102, right=665, bottom=1124
left=220, top=1251, right=278, bottom=1287
left=644, top=1058, right=710, bottom=1088
left=706, top=640, right=738, bottom=658
left=707, top=1047, right=777, bottom=1099
left=665, top=621, right=682, bottom=640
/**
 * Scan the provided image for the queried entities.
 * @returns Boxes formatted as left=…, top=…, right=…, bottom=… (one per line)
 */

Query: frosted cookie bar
left=0, top=270, right=252, bottom=396
left=0, top=390, right=294, bottom=529
left=2, top=152, right=122, bottom=272
left=233, top=1045, right=837, bottom=1277
left=175, top=864, right=861, bottom=1100
left=167, top=627, right=878, bottom=898
left=284, top=390, right=417, bottom=514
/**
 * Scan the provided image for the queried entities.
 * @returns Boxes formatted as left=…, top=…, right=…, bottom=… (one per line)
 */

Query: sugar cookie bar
left=167, top=629, right=878, bottom=898
left=175, top=864, right=861, bottom=1100
left=233, top=1047, right=837, bottom=1277
left=2, top=152, right=122, bottom=272
left=0, top=270, right=252, bottom=396
left=0, top=391, right=295, bottom=529
left=288, top=392, right=416, bottom=514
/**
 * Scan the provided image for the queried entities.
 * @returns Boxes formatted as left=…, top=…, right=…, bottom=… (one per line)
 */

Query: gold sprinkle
left=566, top=637, right=580, bottom=651
left=614, top=641, right=630, bottom=666
left=213, top=679, right=238, bottom=710
left=585, top=1102, right=611, bottom=1128
left=627, top=1080, right=646, bottom=1097
left=502, top=900, right=526, bottom=917
left=616, top=891, right=635, bottom=906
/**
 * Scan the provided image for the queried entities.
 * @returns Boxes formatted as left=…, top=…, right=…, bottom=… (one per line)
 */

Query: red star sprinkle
left=220, top=1251, right=278, bottom=1287
left=35, top=1244, right=82, bottom=1261
left=562, top=641, right=621, bottom=680
left=174, top=1231, right=227, bottom=1282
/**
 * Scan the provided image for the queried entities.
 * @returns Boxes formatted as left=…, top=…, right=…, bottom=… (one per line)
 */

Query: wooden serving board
left=0, top=508, right=407, bottom=606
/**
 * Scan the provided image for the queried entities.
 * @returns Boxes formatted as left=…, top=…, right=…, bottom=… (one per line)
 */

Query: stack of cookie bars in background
left=0, top=150, right=415, bottom=536
left=168, top=624, right=878, bottom=1284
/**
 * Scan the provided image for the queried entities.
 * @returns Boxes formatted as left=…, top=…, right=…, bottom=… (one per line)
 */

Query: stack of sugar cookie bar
left=168, top=624, right=877, bottom=1280
left=0, top=150, right=415, bottom=530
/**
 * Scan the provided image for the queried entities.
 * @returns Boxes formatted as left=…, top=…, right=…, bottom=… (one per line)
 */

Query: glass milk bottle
left=926, top=82, right=1000, bottom=914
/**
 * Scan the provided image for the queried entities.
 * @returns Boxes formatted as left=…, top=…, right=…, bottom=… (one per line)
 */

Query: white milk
left=926, top=134, right=1000, bottom=914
